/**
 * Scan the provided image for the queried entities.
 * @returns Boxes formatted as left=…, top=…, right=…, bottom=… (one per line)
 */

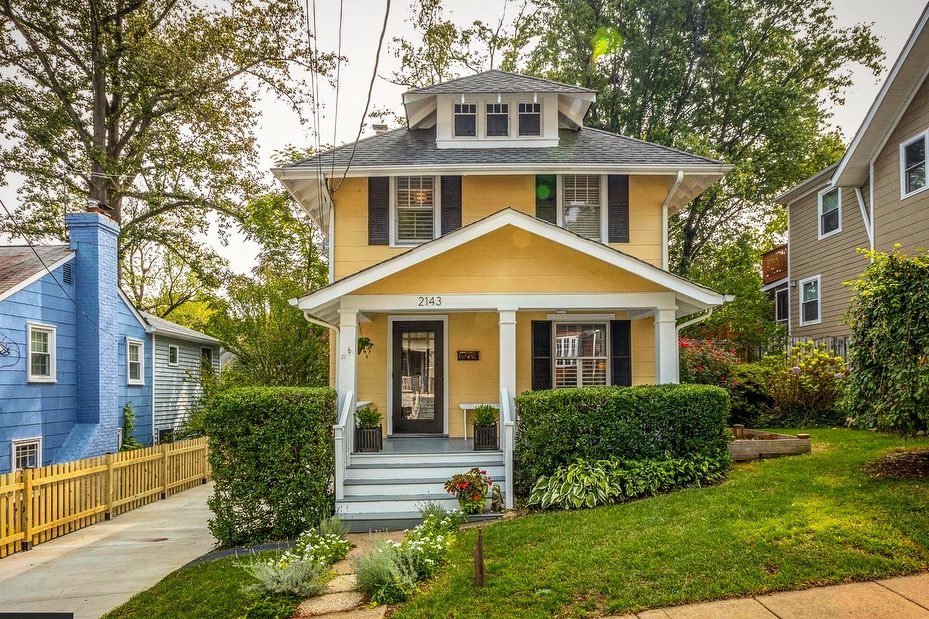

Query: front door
left=392, top=320, right=444, bottom=434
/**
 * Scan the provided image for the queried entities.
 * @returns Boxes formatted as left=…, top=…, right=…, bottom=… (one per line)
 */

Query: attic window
left=518, top=103, right=541, bottom=136
left=486, top=103, right=509, bottom=136
left=454, top=104, right=476, bottom=137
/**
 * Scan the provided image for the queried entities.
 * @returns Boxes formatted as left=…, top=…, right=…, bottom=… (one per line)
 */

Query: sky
left=1, top=0, right=925, bottom=275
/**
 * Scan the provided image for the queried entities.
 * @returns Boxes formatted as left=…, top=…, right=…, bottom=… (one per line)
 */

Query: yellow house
left=273, top=70, right=732, bottom=528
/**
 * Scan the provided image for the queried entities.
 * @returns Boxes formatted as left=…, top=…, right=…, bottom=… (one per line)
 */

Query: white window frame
left=517, top=101, right=542, bottom=136
left=127, top=338, right=144, bottom=385
left=775, top=288, right=789, bottom=323
left=11, top=437, right=42, bottom=472
left=26, top=322, right=56, bottom=383
left=817, top=186, right=842, bottom=239
left=389, top=175, right=441, bottom=247
left=556, top=174, right=608, bottom=242
left=900, top=130, right=929, bottom=199
left=167, top=344, right=179, bottom=367
left=452, top=102, right=477, bottom=137
left=484, top=102, right=510, bottom=137
left=552, top=321, right=611, bottom=388
left=798, top=275, right=821, bottom=326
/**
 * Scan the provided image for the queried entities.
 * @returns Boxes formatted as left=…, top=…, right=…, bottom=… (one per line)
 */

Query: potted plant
left=354, top=406, right=382, bottom=452
left=472, top=405, right=498, bottom=451
left=444, top=467, right=493, bottom=514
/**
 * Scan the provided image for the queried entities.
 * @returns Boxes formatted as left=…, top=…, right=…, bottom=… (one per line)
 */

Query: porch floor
left=375, top=436, right=498, bottom=454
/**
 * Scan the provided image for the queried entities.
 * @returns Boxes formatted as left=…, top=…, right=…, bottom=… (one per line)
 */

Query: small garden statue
left=490, top=483, right=504, bottom=513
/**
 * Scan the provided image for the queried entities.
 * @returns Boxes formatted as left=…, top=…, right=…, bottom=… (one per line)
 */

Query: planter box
left=729, top=427, right=811, bottom=461
left=355, top=427, right=383, bottom=452
left=474, top=425, right=498, bottom=451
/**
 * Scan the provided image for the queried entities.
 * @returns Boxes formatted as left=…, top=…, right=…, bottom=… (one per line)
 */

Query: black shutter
left=607, top=175, right=630, bottom=243
left=367, top=177, right=389, bottom=245
left=535, top=175, right=557, bottom=224
left=531, top=320, right=553, bottom=390
left=610, top=320, right=632, bottom=386
left=441, top=176, right=462, bottom=234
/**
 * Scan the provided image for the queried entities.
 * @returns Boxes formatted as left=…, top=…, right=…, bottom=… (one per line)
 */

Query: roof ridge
left=582, top=126, right=725, bottom=165
left=403, top=69, right=595, bottom=95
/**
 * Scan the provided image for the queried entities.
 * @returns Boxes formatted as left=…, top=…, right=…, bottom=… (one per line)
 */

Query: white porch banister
left=333, top=390, right=354, bottom=501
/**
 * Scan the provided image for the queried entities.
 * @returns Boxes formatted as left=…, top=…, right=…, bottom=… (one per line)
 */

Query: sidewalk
left=612, top=574, right=929, bottom=618
left=0, top=482, right=215, bottom=619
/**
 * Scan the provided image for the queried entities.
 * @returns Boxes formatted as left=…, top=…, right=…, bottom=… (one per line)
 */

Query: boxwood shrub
left=204, top=386, right=337, bottom=546
left=514, top=384, right=730, bottom=496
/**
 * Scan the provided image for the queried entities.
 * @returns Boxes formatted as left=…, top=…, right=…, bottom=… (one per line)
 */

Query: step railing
left=333, top=391, right=354, bottom=501
left=500, top=388, right=515, bottom=509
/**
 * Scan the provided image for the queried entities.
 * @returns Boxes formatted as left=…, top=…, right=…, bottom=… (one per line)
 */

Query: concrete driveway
left=0, top=482, right=215, bottom=619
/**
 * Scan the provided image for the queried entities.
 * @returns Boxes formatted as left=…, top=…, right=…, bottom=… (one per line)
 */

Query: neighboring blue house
left=0, top=209, right=220, bottom=473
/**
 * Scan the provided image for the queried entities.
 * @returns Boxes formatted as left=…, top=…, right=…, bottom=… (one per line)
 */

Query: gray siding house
left=142, top=313, right=221, bottom=442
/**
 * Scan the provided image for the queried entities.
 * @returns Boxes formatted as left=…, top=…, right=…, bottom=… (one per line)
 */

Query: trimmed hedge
left=204, top=386, right=337, bottom=546
left=514, top=384, right=730, bottom=496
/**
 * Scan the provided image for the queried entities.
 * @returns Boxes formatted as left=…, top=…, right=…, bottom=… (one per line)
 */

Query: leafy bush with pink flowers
left=679, top=339, right=739, bottom=386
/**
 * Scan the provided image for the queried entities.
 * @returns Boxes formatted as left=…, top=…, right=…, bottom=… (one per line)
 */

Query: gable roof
left=291, top=208, right=730, bottom=322
left=141, top=311, right=220, bottom=345
left=403, top=70, right=596, bottom=95
left=0, top=245, right=75, bottom=302
left=774, top=164, right=839, bottom=205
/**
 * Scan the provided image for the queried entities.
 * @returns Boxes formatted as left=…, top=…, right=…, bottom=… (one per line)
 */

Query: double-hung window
left=799, top=276, right=821, bottom=325
left=901, top=131, right=928, bottom=197
left=127, top=339, right=144, bottom=385
left=12, top=438, right=41, bottom=471
left=818, top=187, right=841, bottom=238
left=562, top=175, right=602, bottom=240
left=453, top=103, right=476, bottom=137
left=395, top=176, right=436, bottom=244
left=168, top=344, right=179, bottom=366
left=518, top=103, right=541, bottom=136
left=485, top=103, right=509, bottom=136
left=27, top=323, right=56, bottom=383
left=775, top=288, right=789, bottom=323
left=553, top=323, right=608, bottom=388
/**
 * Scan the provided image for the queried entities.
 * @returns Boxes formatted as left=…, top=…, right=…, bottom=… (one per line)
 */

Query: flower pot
left=355, top=427, right=382, bottom=452
left=473, top=424, right=498, bottom=451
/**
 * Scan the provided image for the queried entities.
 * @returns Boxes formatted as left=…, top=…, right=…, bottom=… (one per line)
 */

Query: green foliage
left=242, top=594, right=300, bottom=619
left=290, top=529, right=351, bottom=567
left=528, top=453, right=731, bottom=511
left=242, top=557, right=327, bottom=598
left=120, top=402, right=145, bottom=451
left=514, top=385, right=731, bottom=496
left=203, top=387, right=337, bottom=546
left=728, top=362, right=777, bottom=427
left=472, top=405, right=498, bottom=427
left=444, top=468, right=493, bottom=514
left=317, top=515, right=351, bottom=540
left=355, top=542, right=418, bottom=605
left=355, top=406, right=383, bottom=429
left=845, top=250, right=929, bottom=435
left=679, top=338, right=738, bottom=385
left=763, top=342, right=846, bottom=428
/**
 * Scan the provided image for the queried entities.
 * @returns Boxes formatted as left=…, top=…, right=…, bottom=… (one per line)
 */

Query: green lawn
left=394, top=429, right=929, bottom=618
left=102, top=552, right=296, bottom=619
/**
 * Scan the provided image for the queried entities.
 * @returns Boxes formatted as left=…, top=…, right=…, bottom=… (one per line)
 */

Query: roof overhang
left=291, top=208, right=731, bottom=322
left=271, top=168, right=333, bottom=236
left=774, top=164, right=838, bottom=205
left=833, top=4, right=929, bottom=187
left=0, top=251, right=75, bottom=303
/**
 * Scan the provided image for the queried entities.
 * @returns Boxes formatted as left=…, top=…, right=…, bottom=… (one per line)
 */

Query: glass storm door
left=392, top=321, right=444, bottom=434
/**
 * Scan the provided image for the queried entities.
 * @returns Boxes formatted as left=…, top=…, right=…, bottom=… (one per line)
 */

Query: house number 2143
left=418, top=296, right=442, bottom=307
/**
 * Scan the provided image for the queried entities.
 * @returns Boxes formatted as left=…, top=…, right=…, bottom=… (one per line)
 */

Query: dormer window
left=453, top=103, right=476, bottom=137
left=486, top=103, right=509, bottom=136
left=518, top=103, right=541, bottom=136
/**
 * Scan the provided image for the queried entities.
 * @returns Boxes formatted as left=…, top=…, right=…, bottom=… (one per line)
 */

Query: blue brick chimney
left=59, top=210, right=121, bottom=457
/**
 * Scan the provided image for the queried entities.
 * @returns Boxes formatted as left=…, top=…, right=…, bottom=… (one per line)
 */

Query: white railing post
left=333, top=390, right=354, bottom=502
left=500, top=388, right=515, bottom=510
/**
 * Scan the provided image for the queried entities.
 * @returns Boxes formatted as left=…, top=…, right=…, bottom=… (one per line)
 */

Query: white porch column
left=498, top=309, right=517, bottom=510
left=654, top=308, right=679, bottom=384
left=337, top=309, right=359, bottom=411
left=498, top=310, right=518, bottom=404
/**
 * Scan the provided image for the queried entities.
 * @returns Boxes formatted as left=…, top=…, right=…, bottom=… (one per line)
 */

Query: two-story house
left=770, top=5, right=929, bottom=350
left=274, top=70, right=732, bottom=528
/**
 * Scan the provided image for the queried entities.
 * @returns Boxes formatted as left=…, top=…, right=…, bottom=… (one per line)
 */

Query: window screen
left=396, top=176, right=435, bottom=243
left=563, top=175, right=602, bottom=240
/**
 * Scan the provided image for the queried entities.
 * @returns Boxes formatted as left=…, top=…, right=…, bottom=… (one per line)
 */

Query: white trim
left=547, top=312, right=616, bottom=321
left=551, top=320, right=611, bottom=388
left=293, top=209, right=727, bottom=314
left=274, top=163, right=732, bottom=180
left=775, top=288, right=789, bottom=323
left=126, top=337, right=145, bottom=385
left=760, top=278, right=788, bottom=292
left=555, top=174, right=607, bottom=242
left=118, top=289, right=153, bottom=333
left=151, top=333, right=157, bottom=445
left=26, top=322, right=57, bottom=383
left=200, top=346, right=215, bottom=368
left=817, top=186, right=842, bottom=240
left=661, top=171, right=684, bottom=269
left=855, top=186, right=874, bottom=249
left=389, top=175, right=442, bottom=247
left=11, top=436, right=42, bottom=472
left=869, top=160, right=876, bottom=255
left=798, top=275, right=822, bottom=326
left=386, top=315, right=449, bottom=436
left=0, top=253, right=75, bottom=304
left=899, top=130, right=929, bottom=199
left=341, top=293, right=679, bottom=312
left=167, top=343, right=180, bottom=367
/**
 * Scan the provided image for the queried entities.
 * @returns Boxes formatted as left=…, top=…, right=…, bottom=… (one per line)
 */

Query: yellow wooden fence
left=0, top=437, right=209, bottom=558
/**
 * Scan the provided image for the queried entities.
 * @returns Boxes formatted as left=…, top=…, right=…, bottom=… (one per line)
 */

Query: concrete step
left=337, top=494, right=463, bottom=514
left=337, top=511, right=502, bottom=532
left=343, top=476, right=506, bottom=497
left=345, top=461, right=504, bottom=481
left=348, top=450, right=503, bottom=466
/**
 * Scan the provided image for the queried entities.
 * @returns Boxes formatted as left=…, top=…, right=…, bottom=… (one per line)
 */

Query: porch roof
left=291, top=209, right=731, bottom=323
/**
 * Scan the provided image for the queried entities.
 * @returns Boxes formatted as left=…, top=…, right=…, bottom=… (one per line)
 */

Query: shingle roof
left=141, top=311, right=220, bottom=345
left=286, top=127, right=724, bottom=171
left=404, top=70, right=596, bottom=95
left=0, top=245, right=73, bottom=299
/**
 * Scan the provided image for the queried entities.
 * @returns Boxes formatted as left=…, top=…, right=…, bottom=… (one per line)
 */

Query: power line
left=330, top=0, right=391, bottom=196
left=330, top=0, right=344, bottom=183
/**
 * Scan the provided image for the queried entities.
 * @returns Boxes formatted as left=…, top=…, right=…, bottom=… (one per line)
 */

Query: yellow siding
left=332, top=174, right=668, bottom=279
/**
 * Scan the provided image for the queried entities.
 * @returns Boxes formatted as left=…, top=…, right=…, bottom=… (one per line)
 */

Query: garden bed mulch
left=864, top=448, right=929, bottom=479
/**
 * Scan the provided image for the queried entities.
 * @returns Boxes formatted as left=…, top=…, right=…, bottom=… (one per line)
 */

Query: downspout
left=662, top=171, right=685, bottom=270
left=676, top=307, right=715, bottom=336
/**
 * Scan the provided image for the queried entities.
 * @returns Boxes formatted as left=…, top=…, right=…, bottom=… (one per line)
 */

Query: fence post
left=201, top=439, right=209, bottom=484
left=161, top=444, right=169, bottom=499
left=105, top=453, right=115, bottom=520
left=21, top=467, right=33, bottom=551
